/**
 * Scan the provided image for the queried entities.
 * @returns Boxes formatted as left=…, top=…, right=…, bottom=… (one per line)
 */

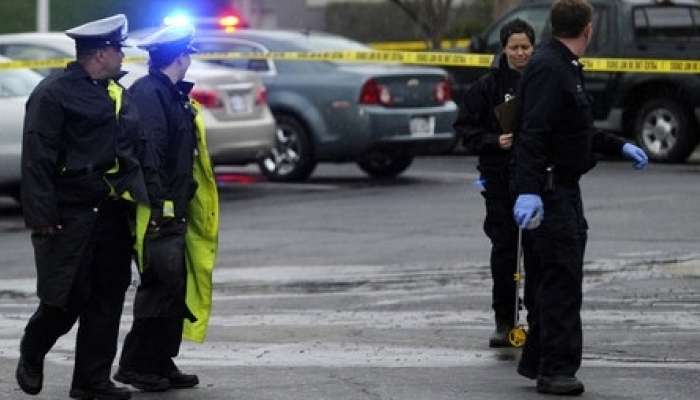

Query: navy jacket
left=514, top=39, right=625, bottom=194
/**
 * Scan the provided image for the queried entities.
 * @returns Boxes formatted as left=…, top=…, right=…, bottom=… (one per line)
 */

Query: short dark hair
left=551, top=0, right=593, bottom=38
left=148, top=50, right=181, bottom=70
left=499, top=18, right=536, bottom=48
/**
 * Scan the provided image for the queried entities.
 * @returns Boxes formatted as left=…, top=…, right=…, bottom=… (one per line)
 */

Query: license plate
left=229, top=94, right=249, bottom=113
left=409, top=116, right=435, bottom=137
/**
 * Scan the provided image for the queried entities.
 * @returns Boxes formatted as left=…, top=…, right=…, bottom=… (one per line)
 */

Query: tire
left=257, top=114, right=316, bottom=182
left=356, top=151, right=414, bottom=178
left=634, top=98, right=698, bottom=163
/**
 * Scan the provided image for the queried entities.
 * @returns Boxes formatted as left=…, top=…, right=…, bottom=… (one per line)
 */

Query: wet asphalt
left=0, top=154, right=699, bottom=399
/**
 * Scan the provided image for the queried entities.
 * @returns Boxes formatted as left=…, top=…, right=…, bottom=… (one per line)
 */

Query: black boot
left=16, top=356, right=43, bottom=395
left=488, top=315, right=513, bottom=348
left=69, top=381, right=131, bottom=400
left=113, top=368, right=170, bottom=392
left=167, top=368, right=199, bottom=389
left=536, top=375, right=585, bottom=396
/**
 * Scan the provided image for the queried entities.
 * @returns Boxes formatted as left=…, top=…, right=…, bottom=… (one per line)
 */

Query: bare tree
left=492, top=0, right=520, bottom=19
left=387, top=0, right=453, bottom=49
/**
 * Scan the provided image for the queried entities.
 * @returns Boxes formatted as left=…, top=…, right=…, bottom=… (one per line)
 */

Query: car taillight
left=359, top=79, right=392, bottom=106
left=255, top=85, right=267, bottom=105
left=434, top=79, right=452, bottom=104
left=191, top=89, right=223, bottom=109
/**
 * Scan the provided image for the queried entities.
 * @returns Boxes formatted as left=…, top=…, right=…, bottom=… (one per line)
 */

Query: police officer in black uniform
left=16, top=14, right=148, bottom=400
left=512, top=0, right=649, bottom=395
left=114, top=25, right=201, bottom=392
left=454, top=18, right=536, bottom=347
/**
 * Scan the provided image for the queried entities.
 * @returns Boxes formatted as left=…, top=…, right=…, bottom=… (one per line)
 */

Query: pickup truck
left=450, top=0, right=700, bottom=162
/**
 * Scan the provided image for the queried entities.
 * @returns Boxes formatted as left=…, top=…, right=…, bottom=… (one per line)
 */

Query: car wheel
left=634, top=98, right=698, bottom=163
left=356, top=151, right=414, bottom=178
left=258, top=114, right=316, bottom=182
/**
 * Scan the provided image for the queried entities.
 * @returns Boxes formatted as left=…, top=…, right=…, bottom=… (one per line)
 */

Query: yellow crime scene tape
left=0, top=51, right=699, bottom=74
left=368, top=39, right=471, bottom=51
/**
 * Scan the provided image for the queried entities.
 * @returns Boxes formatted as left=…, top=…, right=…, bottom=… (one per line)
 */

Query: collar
left=149, top=68, right=195, bottom=97
left=64, top=61, right=128, bottom=84
left=548, top=38, right=583, bottom=71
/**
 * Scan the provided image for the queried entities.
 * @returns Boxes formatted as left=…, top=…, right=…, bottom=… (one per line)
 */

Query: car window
left=0, top=44, right=67, bottom=60
left=194, top=40, right=271, bottom=72
left=294, top=36, right=370, bottom=52
left=485, top=6, right=550, bottom=52
left=0, top=69, right=42, bottom=97
left=588, top=5, right=610, bottom=53
left=633, top=6, right=700, bottom=41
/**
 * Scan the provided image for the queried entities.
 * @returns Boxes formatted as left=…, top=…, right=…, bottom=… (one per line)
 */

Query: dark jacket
left=20, top=62, right=148, bottom=307
left=514, top=39, right=625, bottom=194
left=454, top=54, right=522, bottom=171
left=129, top=69, right=197, bottom=220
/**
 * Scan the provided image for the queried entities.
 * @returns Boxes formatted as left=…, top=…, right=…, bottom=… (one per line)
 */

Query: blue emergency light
left=163, top=11, right=192, bottom=27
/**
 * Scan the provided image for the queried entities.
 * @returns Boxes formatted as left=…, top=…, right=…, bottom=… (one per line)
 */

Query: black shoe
left=113, top=368, right=170, bottom=392
left=167, top=368, right=199, bottom=388
left=536, top=375, right=585, bottom=396
left=69, top=381, right=131, bottom=400
left=516, top=362, right=537, bottom=380
left=16, top=356, right=43, bottom=395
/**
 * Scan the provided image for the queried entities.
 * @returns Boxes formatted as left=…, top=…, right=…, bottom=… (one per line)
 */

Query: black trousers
left=481, top=169, right=519, bottom=323
left=119, top=219, right=188, bottom=375
left=20, top=200, right=133, bottom=389
left=520, top=184, right=587, bottom=377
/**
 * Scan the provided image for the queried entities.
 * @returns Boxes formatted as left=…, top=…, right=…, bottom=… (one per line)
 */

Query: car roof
left=0, top=32, right=77, bottom=55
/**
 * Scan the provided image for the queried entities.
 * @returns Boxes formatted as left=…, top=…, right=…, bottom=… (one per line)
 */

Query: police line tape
left=0, top=51, right=699, bottom=74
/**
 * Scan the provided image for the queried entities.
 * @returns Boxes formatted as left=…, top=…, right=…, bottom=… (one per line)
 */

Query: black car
left=450, top=0, right=700, bottom=162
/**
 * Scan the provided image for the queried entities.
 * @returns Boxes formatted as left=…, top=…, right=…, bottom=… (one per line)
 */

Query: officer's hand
left=513, top=194, right=543, bottom=230
left=622, top=143, right=648, bottom=170
left=32, top=225, right=62, bottom=236
left=499, top=133, right=514, bottom=150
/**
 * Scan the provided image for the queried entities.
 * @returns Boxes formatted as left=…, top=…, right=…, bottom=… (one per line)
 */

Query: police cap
left=65, top=14, right=129, bottom=50
left=137, top=25, right=198, bottom=59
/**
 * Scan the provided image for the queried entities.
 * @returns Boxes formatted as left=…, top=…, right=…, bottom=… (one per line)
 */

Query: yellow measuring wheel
left=508, top=325, right=527, bottom=348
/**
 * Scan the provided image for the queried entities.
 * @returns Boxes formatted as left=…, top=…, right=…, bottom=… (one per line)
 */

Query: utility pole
left=37, top=0, right=49, bottom=32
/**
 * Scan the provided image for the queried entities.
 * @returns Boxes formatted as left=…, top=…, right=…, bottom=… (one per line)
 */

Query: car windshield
left=0, top=69, right=42, bottom=97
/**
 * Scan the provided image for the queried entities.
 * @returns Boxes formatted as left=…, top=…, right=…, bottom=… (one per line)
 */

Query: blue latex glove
left=622, top=143, right=648, bottom=170
left=513, top=194, right=544, bottom=230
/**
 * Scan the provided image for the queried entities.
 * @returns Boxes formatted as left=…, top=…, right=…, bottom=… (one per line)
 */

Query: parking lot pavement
left=0, top=156, right=699, bottom=399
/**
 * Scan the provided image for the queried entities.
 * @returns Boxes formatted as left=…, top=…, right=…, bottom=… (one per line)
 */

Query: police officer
left=454, top=18, right=535, bottom=347
left=512, top=0, right=648, bottom=395
left=17, top=14, right=148, bottom=400
left=114, top=25, right=220, bottom=392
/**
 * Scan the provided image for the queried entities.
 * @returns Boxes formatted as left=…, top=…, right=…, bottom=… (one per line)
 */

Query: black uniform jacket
left=21, top=62, right=148, bottom=307
left=129, top=69, right=197, bottom=220
left=454, top=54, right=522, bottom=171
left=514, top=39, right=625, bottom=194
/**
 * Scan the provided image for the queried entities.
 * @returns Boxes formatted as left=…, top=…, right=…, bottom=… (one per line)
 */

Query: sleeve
left=21, top=87, right=64, bottom=228
left=453, top=76, right=501, bottom=154
left=129, top=84, right=169, bottom=214
left=514, top=63, right=563, bottom=195
left=592, top=129, right=626, bottom=157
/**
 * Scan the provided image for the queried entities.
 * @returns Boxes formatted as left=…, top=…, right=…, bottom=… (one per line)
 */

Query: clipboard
left=493, top=97, right=520, bottom=134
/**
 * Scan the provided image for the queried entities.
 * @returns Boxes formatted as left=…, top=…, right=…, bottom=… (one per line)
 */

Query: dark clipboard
left=493, top=97, right=520, bottom=134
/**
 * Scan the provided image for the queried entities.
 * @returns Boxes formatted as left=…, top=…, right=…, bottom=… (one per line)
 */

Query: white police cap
left=65, top=14, right=128, bottom=47
left=137, top=25, right=197, bottom=54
